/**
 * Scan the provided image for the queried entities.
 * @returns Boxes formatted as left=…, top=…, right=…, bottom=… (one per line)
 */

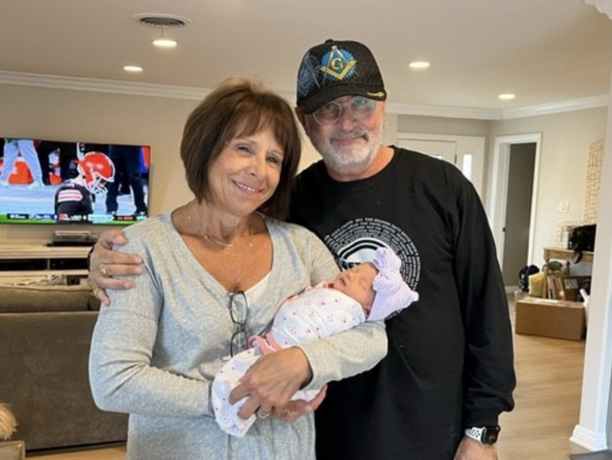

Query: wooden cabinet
left=542, top=247, right=593, bottom=300
left=0, top=244, right=90, bottom=283
left=543, top=246, right=594, bottom=265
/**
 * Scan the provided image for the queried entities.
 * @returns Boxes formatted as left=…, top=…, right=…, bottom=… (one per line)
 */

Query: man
left=0, top=138, right=45, bottom=188
left=54, top=151, right=115, bottom=220
left=89, top=39, right=515, bottom=460
left=104, top=144, right=148, bottom=216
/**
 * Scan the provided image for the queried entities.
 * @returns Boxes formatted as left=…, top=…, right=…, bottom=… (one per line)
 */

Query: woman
left=88, top=77, right=387, bottom=460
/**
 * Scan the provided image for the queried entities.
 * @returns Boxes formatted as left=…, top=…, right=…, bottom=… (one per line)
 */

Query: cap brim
left=299, top=84, right=386, bottom=114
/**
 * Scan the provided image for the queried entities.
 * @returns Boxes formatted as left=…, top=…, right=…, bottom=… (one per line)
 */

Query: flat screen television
left=0, top=137, right=150, bottom=225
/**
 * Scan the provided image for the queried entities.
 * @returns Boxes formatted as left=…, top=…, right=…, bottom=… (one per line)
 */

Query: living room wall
left=489, top=107, right=608, bottom=266
left=0, top=81, right=607, bottom=256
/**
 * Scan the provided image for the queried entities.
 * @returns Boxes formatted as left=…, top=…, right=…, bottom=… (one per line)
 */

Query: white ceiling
left=1, top=0, right=611, bottom=119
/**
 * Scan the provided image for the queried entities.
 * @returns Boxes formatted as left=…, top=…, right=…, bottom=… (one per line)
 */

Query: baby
left=211, top=247, right=419, bottom=437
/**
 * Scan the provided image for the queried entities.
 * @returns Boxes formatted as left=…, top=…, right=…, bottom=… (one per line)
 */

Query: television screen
left=0, top=137, right=150, bottom=225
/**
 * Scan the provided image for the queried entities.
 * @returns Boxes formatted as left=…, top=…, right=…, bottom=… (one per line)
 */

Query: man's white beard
left=308, top=121, right=384, bottom=176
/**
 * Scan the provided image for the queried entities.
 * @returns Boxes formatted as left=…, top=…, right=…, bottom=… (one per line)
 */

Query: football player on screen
left=54, top=151, right=115, bottom=220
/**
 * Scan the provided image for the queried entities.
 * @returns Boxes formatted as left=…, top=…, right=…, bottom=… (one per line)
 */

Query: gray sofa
left=0, top=282, right=128, bottom=452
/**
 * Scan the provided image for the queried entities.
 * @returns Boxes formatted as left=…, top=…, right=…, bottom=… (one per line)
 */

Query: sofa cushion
left=0, top=311, right=128, bottom=449
left=0, top=284, right=93, bottom=313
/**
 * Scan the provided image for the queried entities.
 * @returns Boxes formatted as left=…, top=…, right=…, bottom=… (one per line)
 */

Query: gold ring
left=256, top=408, right=271, bottom=419
left=100, top=263, right=109, bottom=278
left=92, top=287, right=101, bottom=297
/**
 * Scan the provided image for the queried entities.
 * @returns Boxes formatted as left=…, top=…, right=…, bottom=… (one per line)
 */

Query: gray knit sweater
left=89, top=212, right=386, bottom=460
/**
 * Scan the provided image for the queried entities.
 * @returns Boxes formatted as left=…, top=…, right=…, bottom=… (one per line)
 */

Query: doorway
left=501, top=143, right=536, bottom=287
left=489, top=134, right=542, bottom=290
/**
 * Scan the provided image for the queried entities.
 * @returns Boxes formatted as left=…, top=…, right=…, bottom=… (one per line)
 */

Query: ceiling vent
left=132, top=13, right=191, bottom=28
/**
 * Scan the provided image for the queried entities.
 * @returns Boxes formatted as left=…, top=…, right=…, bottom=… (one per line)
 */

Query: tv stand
left=47, top=241, right=96, bottom=247
left=0, top=243, right=90, bottom=283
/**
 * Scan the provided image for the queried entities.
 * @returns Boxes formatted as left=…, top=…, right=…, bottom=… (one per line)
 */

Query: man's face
left=300, top=96, right=385, bottom=177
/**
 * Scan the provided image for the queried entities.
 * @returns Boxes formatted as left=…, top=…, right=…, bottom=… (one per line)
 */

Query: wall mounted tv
left=0, top=137, right=150, bottom=225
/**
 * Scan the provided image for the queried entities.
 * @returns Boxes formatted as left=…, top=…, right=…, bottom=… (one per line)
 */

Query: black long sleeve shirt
left=290, top=146, right=515, bottom=460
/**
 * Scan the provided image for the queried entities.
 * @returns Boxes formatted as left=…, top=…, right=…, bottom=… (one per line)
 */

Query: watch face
left=483, top=426, right=500, bottom=444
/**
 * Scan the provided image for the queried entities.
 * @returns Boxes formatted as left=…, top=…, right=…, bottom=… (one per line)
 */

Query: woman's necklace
left=202, top=232, right=236, bottom=249
left=187, top=202, right=254, bottom=251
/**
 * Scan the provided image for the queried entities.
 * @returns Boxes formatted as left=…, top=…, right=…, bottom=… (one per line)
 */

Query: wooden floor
left=497, top=320, right=589, bottom=459
left=28, top=295, right=591, bottom=460
left=27, top=444, right=126, bottom=460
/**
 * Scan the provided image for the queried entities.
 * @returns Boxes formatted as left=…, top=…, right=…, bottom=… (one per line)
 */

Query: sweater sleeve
left=451, top=169, right=516, bottom=426
left=88, top=237, right=213, bottom=418
left=297, top=320, right=387, bottom=390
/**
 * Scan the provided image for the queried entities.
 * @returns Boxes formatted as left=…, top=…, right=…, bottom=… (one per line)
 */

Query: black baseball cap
left=296, top=39, right=387, bottom=114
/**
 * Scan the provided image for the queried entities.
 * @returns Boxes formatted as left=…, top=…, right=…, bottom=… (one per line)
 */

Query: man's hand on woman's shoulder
left=89, top=229, right=143, bottom=305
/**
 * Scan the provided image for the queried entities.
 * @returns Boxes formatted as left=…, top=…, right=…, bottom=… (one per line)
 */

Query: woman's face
left=207, top=126, right=284, bottom=216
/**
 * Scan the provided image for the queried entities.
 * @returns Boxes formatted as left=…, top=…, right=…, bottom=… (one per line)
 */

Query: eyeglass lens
left=228, top=291, right=248, bottom=356
left=313, top=96, right=376, bottom=125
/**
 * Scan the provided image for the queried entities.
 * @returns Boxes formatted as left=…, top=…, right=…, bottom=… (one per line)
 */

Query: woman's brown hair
left=180, top=77, right=301, bottom=220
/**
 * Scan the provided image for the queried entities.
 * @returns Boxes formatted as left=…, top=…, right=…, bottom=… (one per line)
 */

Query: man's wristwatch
left=464, top=426, right=500, bottom=444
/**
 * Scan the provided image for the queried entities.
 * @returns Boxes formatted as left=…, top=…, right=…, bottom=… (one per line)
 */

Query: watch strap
left=465, top=427, right=485, bottom=441
left=464, top=426, right=500, bottom=444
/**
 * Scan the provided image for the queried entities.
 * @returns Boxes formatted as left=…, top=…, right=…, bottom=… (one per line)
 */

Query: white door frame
left=489, top=133, right=542, bottom=267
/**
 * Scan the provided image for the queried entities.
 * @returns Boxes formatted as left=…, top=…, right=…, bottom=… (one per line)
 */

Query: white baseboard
left=571, top=424, right=609, bottom=451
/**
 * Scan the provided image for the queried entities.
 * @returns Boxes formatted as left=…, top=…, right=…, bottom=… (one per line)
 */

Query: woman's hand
left=89, top=230, right=143, bottom=305
left=229, top=347, right=313, bottom=419
left=272, top=386, right=327, bottom=422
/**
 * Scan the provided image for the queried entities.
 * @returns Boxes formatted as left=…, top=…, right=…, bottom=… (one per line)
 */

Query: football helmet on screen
left=77, top=151, right=115, bottom=194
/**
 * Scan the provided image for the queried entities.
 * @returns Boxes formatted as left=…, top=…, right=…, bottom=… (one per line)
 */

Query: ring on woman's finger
left=92, top=287, right=101, bottom=297
left=256, top=408, right=271, bottom=419
left=100, top=263, right=109, bottom=278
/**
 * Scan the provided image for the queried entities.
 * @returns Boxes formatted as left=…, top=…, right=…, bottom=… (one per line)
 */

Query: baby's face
left=329, top=262, right=377, bottom=313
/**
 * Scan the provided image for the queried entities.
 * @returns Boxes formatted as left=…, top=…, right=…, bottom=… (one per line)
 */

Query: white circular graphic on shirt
left=323, top=217, right=421, bottom=289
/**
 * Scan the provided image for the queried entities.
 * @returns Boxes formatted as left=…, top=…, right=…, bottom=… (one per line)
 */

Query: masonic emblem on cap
left=318, top=46, right=357, bottom=81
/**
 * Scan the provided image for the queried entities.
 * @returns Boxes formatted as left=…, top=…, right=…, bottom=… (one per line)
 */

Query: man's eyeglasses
left=228, top=291, right=248, bottom=357
left=312, top=96, right=377, bottom=126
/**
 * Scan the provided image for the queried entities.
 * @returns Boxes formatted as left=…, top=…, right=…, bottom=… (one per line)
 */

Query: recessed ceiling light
left=409, top=61, right=431, bottom=70
left=499, top=93, right=516, bottom=101
left=124, top=65, right=143, bottom=73
left=152, top=37, right=177, bottom=49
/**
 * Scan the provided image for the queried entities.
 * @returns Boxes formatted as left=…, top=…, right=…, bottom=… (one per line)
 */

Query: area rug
left=569, top=451, right=612, bottom=460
